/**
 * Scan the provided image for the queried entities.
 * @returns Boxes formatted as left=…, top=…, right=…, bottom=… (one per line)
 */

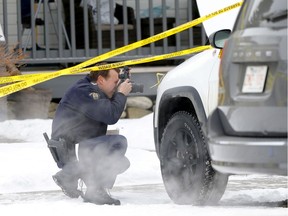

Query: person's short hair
left=89, top=62, right=120, bottom=81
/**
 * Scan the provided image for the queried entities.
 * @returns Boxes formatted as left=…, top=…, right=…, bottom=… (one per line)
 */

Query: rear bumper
left=208, top=108, right=287, bottom=176
left=209, top=136, right=287, bottom=175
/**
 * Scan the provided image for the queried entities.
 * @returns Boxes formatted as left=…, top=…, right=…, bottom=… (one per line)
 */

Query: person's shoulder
left=64, top=76, right=91, bottom=96
left=89, top=84, right=107, bottom=100
left=75, top=76, right=91, bottom=88
left=72, top=76, right=96, bottom=92
left=78, top=78, right=106, bottom=100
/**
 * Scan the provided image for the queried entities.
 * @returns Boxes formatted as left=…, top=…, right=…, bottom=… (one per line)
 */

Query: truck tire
left=160, top=111, right=228, bottom=205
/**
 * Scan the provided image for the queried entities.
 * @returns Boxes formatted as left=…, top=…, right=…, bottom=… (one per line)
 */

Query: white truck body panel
left=154, top=1, right=241, bottom=127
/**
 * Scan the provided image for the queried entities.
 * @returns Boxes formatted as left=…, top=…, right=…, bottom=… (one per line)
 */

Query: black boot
left=53, top=170, right=81, bottom=198
left=83, top=188, right=120, bottom=205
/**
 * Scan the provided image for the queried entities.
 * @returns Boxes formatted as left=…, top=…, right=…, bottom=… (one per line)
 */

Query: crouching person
left=50, top=63, right=132, bottom=205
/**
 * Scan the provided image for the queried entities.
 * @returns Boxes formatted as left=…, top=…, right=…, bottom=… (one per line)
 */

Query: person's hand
left=117, top=79, right=132, bottom=96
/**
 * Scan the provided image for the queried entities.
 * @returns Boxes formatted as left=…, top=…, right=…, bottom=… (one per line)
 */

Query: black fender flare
left=154, top=86, right=208, bottom=156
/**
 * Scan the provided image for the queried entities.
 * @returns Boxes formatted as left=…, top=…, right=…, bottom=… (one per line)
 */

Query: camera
left=119, top=66, right=144, bottom=93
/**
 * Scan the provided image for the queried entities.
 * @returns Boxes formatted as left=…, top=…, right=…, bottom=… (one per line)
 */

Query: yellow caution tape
left=0, top=45, right=212, bottom=85
left=0, top=73, right=46, bottom=84
left=0, top=1, right=243, bottom=97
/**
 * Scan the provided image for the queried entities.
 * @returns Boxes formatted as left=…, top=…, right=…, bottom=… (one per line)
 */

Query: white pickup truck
left=153, top=0, right=240, bottom=205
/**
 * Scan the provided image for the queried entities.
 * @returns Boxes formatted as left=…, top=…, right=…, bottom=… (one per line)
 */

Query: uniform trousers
left=78, top=135, right=130, bottom=190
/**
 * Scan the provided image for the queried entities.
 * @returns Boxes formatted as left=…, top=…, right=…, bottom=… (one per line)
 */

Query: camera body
left=119, top=66, right=144, bottom=93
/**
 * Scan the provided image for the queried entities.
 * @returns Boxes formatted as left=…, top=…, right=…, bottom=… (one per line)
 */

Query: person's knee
left=111, top=135, right=128, bottom=154
left=113, top=135, right=128, bottom=150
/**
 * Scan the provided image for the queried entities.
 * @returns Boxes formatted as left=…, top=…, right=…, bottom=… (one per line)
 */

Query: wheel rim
left=163, top=127, right=201, bottom=192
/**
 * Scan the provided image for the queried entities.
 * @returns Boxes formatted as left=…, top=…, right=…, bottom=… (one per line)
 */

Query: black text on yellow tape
left=0, top=1, right=243, bottom=97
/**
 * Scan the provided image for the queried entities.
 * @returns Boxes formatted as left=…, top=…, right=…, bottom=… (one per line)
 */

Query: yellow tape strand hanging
left=0, top=1, right=243, bottom=97
left=150, top=73, right=167, bottom=89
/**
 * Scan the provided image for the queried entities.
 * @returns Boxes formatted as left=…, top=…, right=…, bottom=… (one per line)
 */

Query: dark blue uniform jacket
left=51, top=75, right=126, bottom=144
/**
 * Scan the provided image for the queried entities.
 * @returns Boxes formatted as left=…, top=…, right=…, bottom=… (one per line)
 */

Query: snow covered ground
left=0, top=114, right=287, bottom=216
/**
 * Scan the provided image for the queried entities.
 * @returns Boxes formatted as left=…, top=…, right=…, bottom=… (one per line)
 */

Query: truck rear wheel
left=160, top=111, right=228, bottom=205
